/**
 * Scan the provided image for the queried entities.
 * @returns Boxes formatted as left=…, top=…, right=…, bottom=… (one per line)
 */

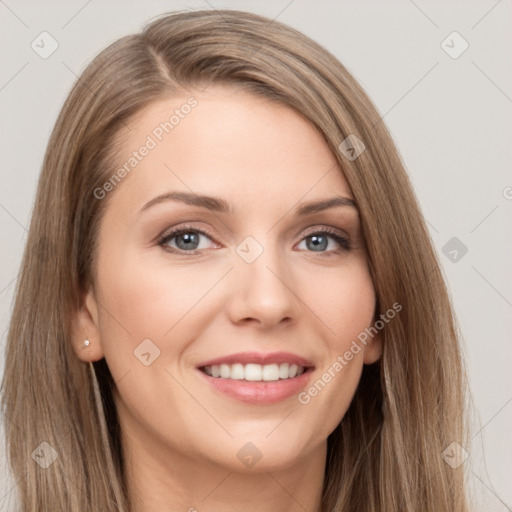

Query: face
left=73, top=85, right=381, bottom=474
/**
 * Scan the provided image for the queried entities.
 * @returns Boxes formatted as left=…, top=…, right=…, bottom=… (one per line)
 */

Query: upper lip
left=197, top=351, right=314, bottom=368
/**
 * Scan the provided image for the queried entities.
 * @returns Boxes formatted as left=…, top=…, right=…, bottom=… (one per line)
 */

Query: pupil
left=177, top=232, right=198, bottom=250
left=308, top=235, right=326, bottom=251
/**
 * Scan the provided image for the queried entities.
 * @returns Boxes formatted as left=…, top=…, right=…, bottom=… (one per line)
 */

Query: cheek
left=293, top=261, right=376, bottom=432
left=93, top=247, right=220, bottom=433
left=94, top=243, right=225, bottom=372
left=305, top=260, right=376, bottom=347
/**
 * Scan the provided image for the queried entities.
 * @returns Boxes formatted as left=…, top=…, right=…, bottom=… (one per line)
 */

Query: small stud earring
left=82, top=339, right=90, bottom=349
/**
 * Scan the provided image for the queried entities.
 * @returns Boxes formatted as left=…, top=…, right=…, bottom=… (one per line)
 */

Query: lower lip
left=197, top=369, right=313, bottom=404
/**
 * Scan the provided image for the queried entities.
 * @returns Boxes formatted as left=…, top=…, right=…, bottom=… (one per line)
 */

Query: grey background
left=1, top=1, right=511, bottom=510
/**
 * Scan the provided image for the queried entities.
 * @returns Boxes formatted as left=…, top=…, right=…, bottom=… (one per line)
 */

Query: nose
left=226, top=238, right=298, bottom=329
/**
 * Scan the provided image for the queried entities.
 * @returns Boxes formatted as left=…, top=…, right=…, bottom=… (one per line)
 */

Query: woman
left=1, top=9, right=469, bottom=511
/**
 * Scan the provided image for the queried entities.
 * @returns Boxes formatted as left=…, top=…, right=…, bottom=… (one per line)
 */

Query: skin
left=72, top=85, right=382, bottom=512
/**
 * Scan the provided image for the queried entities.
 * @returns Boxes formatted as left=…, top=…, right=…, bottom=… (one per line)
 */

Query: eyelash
left=157, top=224, right=351, bottom=256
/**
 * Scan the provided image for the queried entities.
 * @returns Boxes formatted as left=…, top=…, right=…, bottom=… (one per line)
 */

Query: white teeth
left=230, top=363, right=244, bottom=380
left=202, top=363, right=307, bottom=381
left=278, top=363, right=289, bottom=379
left=245, top=363, right=262, bottom=381
left=262, top=364, right=279, bottom=381
left=219, top=364, right=230, bottom=378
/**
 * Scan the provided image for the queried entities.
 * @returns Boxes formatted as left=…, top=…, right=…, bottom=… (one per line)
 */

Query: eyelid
left=298, top=225, right=351, bottom=252
left=300, top=224, right=350, bottom=241
left=157, top=222, right=352, bottom=254
left=158, top=223, right=216, bottom=243
left=157, top=224, right=219, bottom=252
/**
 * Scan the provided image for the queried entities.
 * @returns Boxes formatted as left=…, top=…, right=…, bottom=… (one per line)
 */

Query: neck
left=120, top=416, right=326, bottom=512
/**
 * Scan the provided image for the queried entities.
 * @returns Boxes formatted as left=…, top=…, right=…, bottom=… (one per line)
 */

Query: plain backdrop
left=0, top=1, right=511, bottom=510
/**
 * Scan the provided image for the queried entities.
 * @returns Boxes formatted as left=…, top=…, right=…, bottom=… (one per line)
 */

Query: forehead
left=107, top=85, right=353, bottom=213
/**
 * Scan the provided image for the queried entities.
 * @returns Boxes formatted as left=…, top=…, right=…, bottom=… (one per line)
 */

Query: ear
left=363, top=332, right=382, bottom=365
left=70, top=286, right=105, bottom=363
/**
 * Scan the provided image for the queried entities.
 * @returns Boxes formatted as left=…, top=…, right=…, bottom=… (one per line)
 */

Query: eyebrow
left=139, top=191, right=357, bottom=216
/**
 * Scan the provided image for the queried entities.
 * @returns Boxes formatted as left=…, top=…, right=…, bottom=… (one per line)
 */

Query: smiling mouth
left=199, top=363, right=311, bottom=381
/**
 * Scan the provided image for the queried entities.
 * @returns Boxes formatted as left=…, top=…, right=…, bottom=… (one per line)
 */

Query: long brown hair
left=1, top=9, right=469, bottom=511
